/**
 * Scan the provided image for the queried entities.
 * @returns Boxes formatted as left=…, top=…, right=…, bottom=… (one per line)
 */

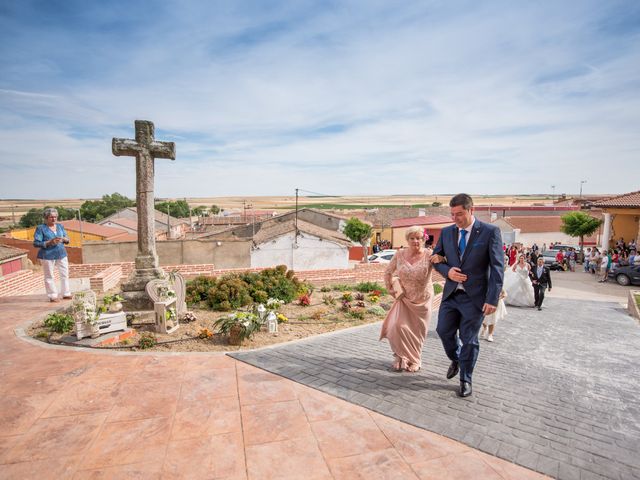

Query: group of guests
left=583, top=239, right=640, bottom=282
left=371, top=240, right=392, bottom=253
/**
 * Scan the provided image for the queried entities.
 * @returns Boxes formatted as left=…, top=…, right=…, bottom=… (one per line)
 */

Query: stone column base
left=121, top=267, right=165, bottom=310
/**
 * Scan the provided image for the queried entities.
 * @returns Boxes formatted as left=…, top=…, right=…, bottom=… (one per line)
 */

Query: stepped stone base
left=121, top=267, right=165, bottom=310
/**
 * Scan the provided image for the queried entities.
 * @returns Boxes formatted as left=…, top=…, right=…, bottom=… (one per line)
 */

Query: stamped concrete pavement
left=0, top=295, right=549, bottom=479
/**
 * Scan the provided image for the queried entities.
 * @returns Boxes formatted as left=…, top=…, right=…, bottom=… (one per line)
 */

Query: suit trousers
left=533, top=283, right=546, bottom=307
left=436, top=290, right=484, bottom=384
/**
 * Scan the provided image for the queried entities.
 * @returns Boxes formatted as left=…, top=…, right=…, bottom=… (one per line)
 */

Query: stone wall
left=82, top=239, right=250, bottom=268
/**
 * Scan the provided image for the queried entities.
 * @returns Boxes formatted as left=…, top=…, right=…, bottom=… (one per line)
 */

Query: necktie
left=459, top=229, right=467, bottom=256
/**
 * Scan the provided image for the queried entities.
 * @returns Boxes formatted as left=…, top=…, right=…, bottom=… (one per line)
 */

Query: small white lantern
left=266, top=312, right=278, bottom=334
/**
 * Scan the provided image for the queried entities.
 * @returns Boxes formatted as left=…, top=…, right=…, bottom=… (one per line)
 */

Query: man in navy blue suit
left=433, top=194, right=504, bottom=397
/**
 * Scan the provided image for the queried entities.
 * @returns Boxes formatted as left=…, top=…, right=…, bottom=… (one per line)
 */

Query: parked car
left=540, top=251, right=564, bottom=271
left=608, top=265, right=640, bottom=286
left=368, top=249, right=397, bottom=263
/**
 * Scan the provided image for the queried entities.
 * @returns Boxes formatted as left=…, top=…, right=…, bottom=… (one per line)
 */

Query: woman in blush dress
left=503, top=254, right=535, bottom=307
left=380, top=226, right=435, bottom=373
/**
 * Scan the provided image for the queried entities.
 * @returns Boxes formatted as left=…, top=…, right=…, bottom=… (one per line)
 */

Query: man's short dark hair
left=449, top=193, right=474, bottom=210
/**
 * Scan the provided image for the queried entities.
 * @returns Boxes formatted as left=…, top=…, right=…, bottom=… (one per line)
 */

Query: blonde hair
left=404, top=226, right=424, bottom=240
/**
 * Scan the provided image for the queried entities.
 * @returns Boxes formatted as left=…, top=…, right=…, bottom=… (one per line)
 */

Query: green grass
left=635, top=294, right=640, bottom=309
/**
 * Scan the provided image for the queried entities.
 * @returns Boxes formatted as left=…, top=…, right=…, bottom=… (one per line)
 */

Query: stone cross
left=112, top=120, right=175, bottom=309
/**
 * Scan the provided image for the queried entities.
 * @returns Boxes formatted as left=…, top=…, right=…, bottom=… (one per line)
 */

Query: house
left=391, top=215, right=453, bottom=248
left=202, top=208, right=352, bottom=270
left=0, top=244, right=28, bottom=277
left=492, top=216, right=598, bottom=247
left=8, top=220, right=134, bottom=248
left=98, top=207, right=190, bottom=239
left=473, top=205, right=579, bottom=222
left=592, top=191, right=640, bottom=251
left=58, top=220, right=135, bottom=247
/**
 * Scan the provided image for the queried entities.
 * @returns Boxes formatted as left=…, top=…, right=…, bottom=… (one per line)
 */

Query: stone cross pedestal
left=112, top=120, right=175, bottom=309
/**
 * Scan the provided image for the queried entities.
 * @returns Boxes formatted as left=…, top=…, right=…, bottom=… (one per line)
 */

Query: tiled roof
left=253, top=219, right=351, bottom=246
left=0, top=244, right=28, bottom=261
left=103, top=218, right=139, bottom=230
left=592, top=191, right=640, bottom=208
left=391, top=215, right=453, bottom=228
left=59, top=220, right=131, bottom=239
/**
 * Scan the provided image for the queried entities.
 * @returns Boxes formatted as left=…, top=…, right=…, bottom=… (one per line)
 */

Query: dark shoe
left=458, top=381, right=472, bottom=397
left=446, top=361, right=459, bottom=379
left=537, top=306, right=542, bottom=311
left=62, top=295, right=73, bottom=299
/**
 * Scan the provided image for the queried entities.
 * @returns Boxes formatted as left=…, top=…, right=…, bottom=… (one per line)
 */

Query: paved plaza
left=0, top=296, right=547, bottom=479
left=0, top=271, right=637, bottom=479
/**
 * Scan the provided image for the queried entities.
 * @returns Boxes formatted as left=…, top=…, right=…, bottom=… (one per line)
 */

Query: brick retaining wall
left=1, top=261, right=443, bottom=297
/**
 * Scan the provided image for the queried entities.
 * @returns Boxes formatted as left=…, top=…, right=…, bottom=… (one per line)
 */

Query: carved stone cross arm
left=112, top=120, right=176, bottom=160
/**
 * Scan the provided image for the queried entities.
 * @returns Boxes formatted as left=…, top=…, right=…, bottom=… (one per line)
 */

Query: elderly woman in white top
left=33, top=208, right=71, bottom=302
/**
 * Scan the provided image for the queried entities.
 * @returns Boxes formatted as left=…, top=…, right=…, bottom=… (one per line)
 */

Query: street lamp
left=551, top=185, right=556, bottom=204
left=579, top=180, right=587, bottom=199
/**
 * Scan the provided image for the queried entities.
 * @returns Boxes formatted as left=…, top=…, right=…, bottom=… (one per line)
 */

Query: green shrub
left=348, top=308, right=366, bottom=320
left=207, top=275, right=252, bottom=311
left=342, top=292, right=353, bottom=302
left=433, top=283, right=443, bottom=295
left=43, top=312, right=74, bottom=333
left=322, top=294, right=336, bottom=306
left=355, top=281, right=386, bottom=293
left=320, top=286, right=331, bottom=292
left=332, top=284, right=352, bottom=291
left=138, top=332, right=157, bottom=349
left=186, top=276, right=217, bottom=304
left=186, top=266, right=302, bottom=310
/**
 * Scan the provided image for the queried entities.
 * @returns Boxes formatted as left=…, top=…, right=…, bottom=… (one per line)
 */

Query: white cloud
left=0, top=1, right=638, bottom=198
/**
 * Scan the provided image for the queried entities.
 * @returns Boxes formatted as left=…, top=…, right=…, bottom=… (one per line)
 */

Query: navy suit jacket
left=433, top=219, right=504, bottom=310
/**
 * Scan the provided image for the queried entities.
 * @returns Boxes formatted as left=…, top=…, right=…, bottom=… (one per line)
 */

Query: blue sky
left=1, top=0, right=639, bottom=199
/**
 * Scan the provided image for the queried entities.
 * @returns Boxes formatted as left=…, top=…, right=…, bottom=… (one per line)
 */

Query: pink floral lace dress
left=380, top=249, right=434, bottom=371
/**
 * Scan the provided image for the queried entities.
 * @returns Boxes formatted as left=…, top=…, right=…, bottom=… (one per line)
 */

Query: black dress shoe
left=537, top=306, right=542, bottom=311
left=446, top=361, right=459, bottom=379
left=458, top=381, right=472, bottom=397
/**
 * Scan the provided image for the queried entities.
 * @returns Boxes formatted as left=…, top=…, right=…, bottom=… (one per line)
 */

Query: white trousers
left=41, top=257, right=71, bottom=299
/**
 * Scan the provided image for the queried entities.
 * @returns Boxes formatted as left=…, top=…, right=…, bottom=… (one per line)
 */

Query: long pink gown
left=380, top=249, right=434, bottom=369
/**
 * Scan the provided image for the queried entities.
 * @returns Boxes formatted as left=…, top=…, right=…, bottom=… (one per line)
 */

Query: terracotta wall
left=0, top=237, right=83, bottom=264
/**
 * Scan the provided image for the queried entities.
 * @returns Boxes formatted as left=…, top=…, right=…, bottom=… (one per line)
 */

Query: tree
left=343, top=217, right=373, bottom=262
left=560, top=212, right=602, bottom=254
left=19, top=206, right=75, bottom=227
left=210, top=204, right=220, bottom=215
left=192, top=206, right=207, bottom=216
left=80, top=192, right=135, bottom=222
left=155, top=200, right=191, bottom=218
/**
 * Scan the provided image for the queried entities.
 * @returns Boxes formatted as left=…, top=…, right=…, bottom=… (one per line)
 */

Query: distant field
left=0, top=193, right=567, bottom=226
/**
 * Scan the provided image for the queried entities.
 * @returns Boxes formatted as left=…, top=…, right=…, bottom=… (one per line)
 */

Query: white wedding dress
left=503, top=264, right=535, bottom=307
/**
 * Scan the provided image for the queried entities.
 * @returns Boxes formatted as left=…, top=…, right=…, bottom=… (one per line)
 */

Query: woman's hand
left=430, top=254, right=446, bottom=264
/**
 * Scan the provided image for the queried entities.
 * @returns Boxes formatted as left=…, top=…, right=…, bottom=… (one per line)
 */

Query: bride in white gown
left=503, top=254, right=535, bottom=307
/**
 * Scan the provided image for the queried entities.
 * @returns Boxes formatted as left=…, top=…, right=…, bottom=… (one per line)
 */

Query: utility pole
left=551, top=185, right=556, bottom=204
left=166, top=203, right=171, bottom=239
left=11, top=205, right=16, bottom=225
left=579, top=180, right=587, bottom=199
left=77, top=208, right=84, bottom=246
left=295, top=188, right=299, bottom=245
